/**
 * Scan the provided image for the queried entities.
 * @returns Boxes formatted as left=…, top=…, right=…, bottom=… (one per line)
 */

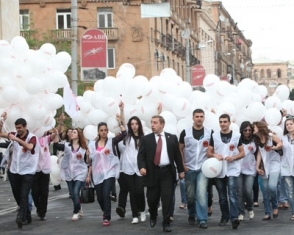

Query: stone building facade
left=18, top=0, right=252, bottom=85
left=252, top=58, right=290, bottom=96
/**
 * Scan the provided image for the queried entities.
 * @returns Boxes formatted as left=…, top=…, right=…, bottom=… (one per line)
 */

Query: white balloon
left=236, top=89, right=253, bottom=108
left=91, top=92, right=104, bottom=109
left=52, top=51, right=72, bottom=73
left=160, top=68, right=177, bottom=79
left=269, top=126, right=283, bottom=139
left=216, top=102, right=237, bottom=118
left=203, top=74, right=220, bottom=93
left=258, top=85, right=268, bottom=100
left=116, top=63, right=135, bottom=80
left=79, top=100, right=92, bottom=114
left=175, top=81, right=192, bottom=99
left=26, top=77, right=43, bottom=94
left=0, top=40, right=12, bottom=59
left=264, top=96, right=282, bottom=110
left=265, top=108, right=282, bottom=126
left=172, top=98, right=192, bottom=118
left=273, top=85, right=290, bottom=102
left=83, top=90, right=95, bottom=102
left=83, top=125, right=98, bottom=140
left=102, top=97, right=118, bottom=116
left=28, top=103, right=47, bottom=121
left=44, top=93, right=63, bottom=111
left=160, top=111, right=177, bottom=126
left=161, top=93, right=177, bottom=111
left=164, top=125, right=177, bottom=135
left=176, top=118, right=193, bottom=134
left=230, top=122, right=239, bottom=132
left=3, top=86, right=20, bottom=104
left=39, top=43, right=56, bottom=61
left=107, top=116, right=120, bottom=134
left=0, top=58, right=14, bottom=77
left=88, top=109, right=108, bottom=125
left=204, top=112, right=220, bottom=132
left=245, top=102, right=266, bottom=121
left=201, top=158, right=222, bottom=178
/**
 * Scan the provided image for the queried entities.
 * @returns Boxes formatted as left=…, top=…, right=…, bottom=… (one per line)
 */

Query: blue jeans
left=185, top=169, right=208, bottom=224
left=261, top=171, right=280, bottom=216
left=215, top=176, right=239, bottom=222
left=179, top=179, right=187, bottom=204
left=95, top=177, right=115, bottom=221
left=66, top=180, right=84, bottom=214
left=284, top=176, right=294, bottom=215
left=237, top=174, right=254, bottom=215
left=278, top=176, right=288, bottom=203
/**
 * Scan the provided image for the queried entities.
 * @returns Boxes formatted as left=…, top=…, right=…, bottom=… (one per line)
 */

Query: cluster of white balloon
left=78, top=64, right=290, bottom=140
left=0, top=36, right=71, bottom=136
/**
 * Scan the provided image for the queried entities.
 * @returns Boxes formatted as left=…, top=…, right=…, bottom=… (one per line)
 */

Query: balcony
left=99, top=28, right=119, bottom=41
left=20, top=30, right=36, bottom=40
left=50, top=29, right=72, bottom=40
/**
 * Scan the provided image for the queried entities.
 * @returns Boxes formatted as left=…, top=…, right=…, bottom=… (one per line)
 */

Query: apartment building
left=19, top=0, right=252, bottom=85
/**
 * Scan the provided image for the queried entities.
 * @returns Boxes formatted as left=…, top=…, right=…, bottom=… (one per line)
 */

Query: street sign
left=191, top=64, right=206, bottom=86
left=80, top=29, right=108, bottom=81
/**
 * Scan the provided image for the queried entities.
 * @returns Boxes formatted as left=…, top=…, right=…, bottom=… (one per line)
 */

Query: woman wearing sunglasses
left=253, top=121, right=282, bottom=220
left=281, top=115, right=294, bottom=221
left=237, top=121, right=257, bottom=221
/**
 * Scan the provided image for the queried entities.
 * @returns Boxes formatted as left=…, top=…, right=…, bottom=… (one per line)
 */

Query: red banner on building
left=191, top=64, right=206, bottom=86
left=80, top=29, right=108, bottom=80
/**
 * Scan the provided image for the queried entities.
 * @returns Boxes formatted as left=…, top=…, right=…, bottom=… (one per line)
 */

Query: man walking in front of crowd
left=179, top=109, right=211, bottom=229
left=138, top=115, right=184, bottom=232
left=207, top=114, right=244, bottom=229
left=0, top=112, right=40, bottom=228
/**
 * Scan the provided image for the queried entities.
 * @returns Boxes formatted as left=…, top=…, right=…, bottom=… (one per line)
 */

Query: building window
left=19, top=10, right=30, bottom=30
left=97, top=8, right=113, bottom=28
left=277, top=69, right=282, bottom=78
left=56, top=9, right=71, bottom=29
left=260, top=69, right=264, bottom=78
left=108, top=48, right=115, bottom=69
left=167, top=56, right=170, bottom=67
left=267, top=69, right=271, bottom=78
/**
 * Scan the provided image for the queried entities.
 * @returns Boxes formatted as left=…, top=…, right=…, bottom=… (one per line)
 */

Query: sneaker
left=78, top=208, right=83, bottom=218
left=132, top=217, right=139, bottom=224
left=169, top=216, right=174, bottom=222
left=102, top=219, right=110, bottom=226
left=253, top=202, right=259, bottom=207
left=110, top=194, right=117, bottom=202
left=188, top=216, right=195, bottom=225
left=72, top=213, right=79, bottom=221
left=179, top=203, right=187, bottom=209
left=249, top=211, right=254, bottom=219
left=140, top=211, right=146, bottom=222
left=232, top=219, right=240, bottom=229
left=238, top=215, right=244, bottom=221
left=116, top=206, right=125, bottom=218
left=219, top=218, right=229, bottom=226
left=199, top=222, right=208, bottom=229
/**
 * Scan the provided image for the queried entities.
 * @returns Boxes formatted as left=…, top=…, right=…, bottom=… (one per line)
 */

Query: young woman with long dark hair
left=237, top=121, right=257, bottom=221
left=254, top=121, right=282, bottom=220
left=53, top=128, right=90, bottom=221
left=87, top=113, right=126, bottom=226
left=117, top=116, right=146, bottom=224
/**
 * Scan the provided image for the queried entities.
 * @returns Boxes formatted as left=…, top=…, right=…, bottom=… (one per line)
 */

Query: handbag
left=80, top=182, right=95, bottom=203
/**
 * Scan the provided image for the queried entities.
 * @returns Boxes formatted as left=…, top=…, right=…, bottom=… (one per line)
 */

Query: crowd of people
left=1, top=103, right=294, bottom=233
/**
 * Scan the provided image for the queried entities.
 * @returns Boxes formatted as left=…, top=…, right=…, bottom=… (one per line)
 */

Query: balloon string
left=1, top=118, right=10, bottom=134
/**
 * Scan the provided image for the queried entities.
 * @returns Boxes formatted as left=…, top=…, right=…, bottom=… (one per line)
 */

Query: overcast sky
left=217, top=0, right=294, bottom=61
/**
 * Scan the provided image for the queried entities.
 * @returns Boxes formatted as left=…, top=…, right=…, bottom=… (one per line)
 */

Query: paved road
left=0, top=179, right=293, bottom=235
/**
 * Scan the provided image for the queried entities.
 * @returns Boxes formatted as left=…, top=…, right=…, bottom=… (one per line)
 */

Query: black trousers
left=123, top=173, right=146, bottom=218
left=32, top=171, right=50, bottom=217
left=117, top=172, right=129, bottom=210
left=147, top=166, right=174, bottom=227
left=9, top=172, right=34, bottom=222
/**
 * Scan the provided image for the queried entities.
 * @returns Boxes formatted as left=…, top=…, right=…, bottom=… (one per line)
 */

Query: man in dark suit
left=138, top=115, right=185, bottom=232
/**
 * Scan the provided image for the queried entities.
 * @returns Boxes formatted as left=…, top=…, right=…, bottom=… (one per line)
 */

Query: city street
left=0, top=179, right=293, bottom=235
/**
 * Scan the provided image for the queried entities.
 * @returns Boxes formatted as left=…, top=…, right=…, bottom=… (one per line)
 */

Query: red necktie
left=154, top=134, right=162, bottom=166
